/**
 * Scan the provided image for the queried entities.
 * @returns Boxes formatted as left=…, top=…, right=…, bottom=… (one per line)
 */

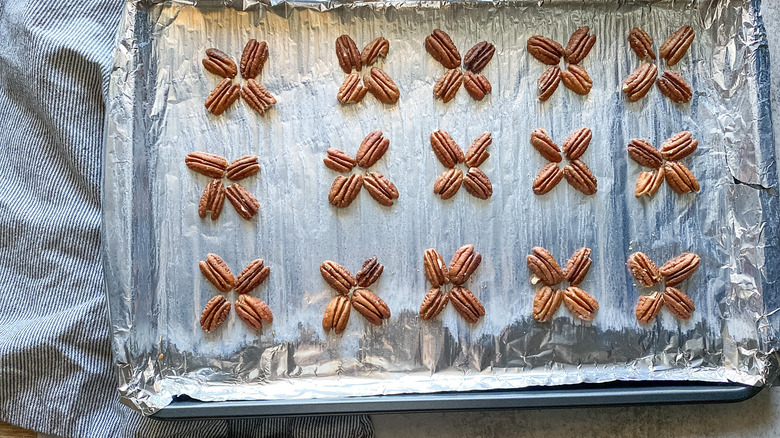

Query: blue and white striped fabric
left=0, top=1, right=373, bottom=436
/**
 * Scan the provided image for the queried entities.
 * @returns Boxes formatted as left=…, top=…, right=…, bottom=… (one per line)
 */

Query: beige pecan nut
left=361, top=37, right=389, bottom=66
left=659, top=25, right=694, bottom=66
left=203, top=48, right=237, bottom=78
left=527, top=36, right=564, bottom=65
left=201, top=295, right=231, bottom=333
left=337, top=73, right=368, bottom=104
left=364, top=67, right=399, bottom=104
left=226, top=155, right=260, bottom=181
left=660, top=131, right=698, bottom=161
left=636, top=293, right=664, bottom=324
left=235, top=294, right=273, bottom=330
left=363, top=171, right=398, bottom=207
left=450, top=286, right=485, bottom=323
left=356, top=257, right=384, bottom=288
left=323, top=148, right=356, bottom=173
left=564, top=160, right=597, bottom=195
left=425, top=29, right=461, bottom=69
left=431, top=130, right=464, bottom=168
left=563, top=287, right=598, bottom=321
left=538, top=66, right=561, bottom=102
left=527, top=247, right=563, bottom=286
left=463, top=71, right=491, bottom=101
left=235, top=258, right=270, bottom=295
left=664, top=161, right=699, bottom=194
left=628, top=138, right=663, bottom=168
left=564, top=26, right=596, bottom=64
left=465, top=132, right=491, bottom=168
left=622, top=63, right=658, bottom=102
left=320, top=260, right=356, bottom=295
left=225, top=183, right=260, bottom=220
left=629, top=27, right=656, bottom=60
left=198, top=179, right=226, bottom=220
left=635, top=168, right=665, bottom=198
left=463, top=167, right=493, bottom=200
left=241, top=79, right=276, bottom=115
left=186, top=152, right=228, bottom=178
left=240, top=39, right=268, bottom=79
left=199, top=253, right=235, bottom=292
left=464, top=41, right=495, bottom=73
left=336, top=34, right=361, bottom=73
left=322, top=294, right=351, bottom=334
left=664, top=286, right=695, bottom=319
left=660, top=253, right=700, bottom=287
left=533, top=163, right=564, bottom=195
left=433, top=168, right=463, bottom=200
left=328, top=174, right=363, bottom=208
left=562, top=127, right=592, bottom=161
left=627, top=252, right=662, bottom=287
left=657, top=71, right=692, bottom=103
left=351, top=288, right=391, bottom=326
left=563, top=247, right=592, bottom=287
left=205, top=78, right=240, bottom=115
left=530, top=128, right=562, bottom=163
left=532, top=286, right=563, bottom=323
left=449, top=244, right=482, bottom=285
left=561, top=64, right=592, bottom=95
left=433, top=69, right=463, bottom=103
left=424, top=248, right=449, bottom=287
left=356, top=130, right=389, bottom=168
left=419, top=287, right=449, bottom=320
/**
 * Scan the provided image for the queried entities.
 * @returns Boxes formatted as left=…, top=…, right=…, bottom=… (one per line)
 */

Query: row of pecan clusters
left=530, top=127, right=597, bottom=196
left=335, top=35, right=399, bottom=105
left=425, top=29, right=495, bottom=102
left=528, top=247, right=599, bottom=322
left=529, top=26, right=597, bottom=100
left=628, top=251, right=700, bottom=323
left=185, top=152, right=260, bottom=220
left=202, top=39, right=277, bottom=116
left=198, top=254, right=273, bottom=333
left=628, top=131, right=700, bottom=197
left=419, top=245, right=486, bottom=323
left=321, top=257, right=390, bottom=334
left=623, top=26, right=694, bottom=103
left=430, top=130, right=493, bottom=200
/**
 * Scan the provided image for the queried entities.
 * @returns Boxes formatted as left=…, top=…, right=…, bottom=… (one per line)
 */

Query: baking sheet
left=102, top=0, right=780, bottom=415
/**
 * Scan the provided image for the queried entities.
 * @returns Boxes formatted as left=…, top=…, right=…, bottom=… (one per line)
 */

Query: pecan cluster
left=324, top=130, right=398, bottom=208
left=425, top=29, right=495, bottom=102
left=430, top=130, right=493, bottom=200
left=185, top=152, right=260, bottom=220
left=335, top=35, right=399, bottom=105
left=528, top=26, right=596, bottom=101
left=628, top=131, right=699, bottom=197
left=623, top=26, right=694, bottom=103
left=202, top=40, right=277, bottom=115
left=628, top=251, right=700, bottom=323
left=419, top=245, right=485, bottom=323
left=199, top=253, right=273, bottom=333
left=530, top=127, right=597, bottom=196
left=321, top=258, right=391, bottom=334
left=528, top=247, right=598, bottom=322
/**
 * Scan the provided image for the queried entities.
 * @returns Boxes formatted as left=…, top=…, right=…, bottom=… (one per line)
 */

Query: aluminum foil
left=103, top=0, right=780, bottom=415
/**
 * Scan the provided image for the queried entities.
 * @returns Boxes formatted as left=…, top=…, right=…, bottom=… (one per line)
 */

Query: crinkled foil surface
left=103, top=0, right=780, bottom=415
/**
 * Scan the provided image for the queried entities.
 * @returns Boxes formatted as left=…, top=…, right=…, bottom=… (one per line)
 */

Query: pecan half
left=235, top=294, right=273, bottom=330
left=562, top=127, right=592, bottom=161
left=527, top=36, right=564, bottom=65
left=533, top=163, right=564, bottom=195
left=328, top=174, right=363, bottom=208
left=322, top=294, right=351, bottom=334
left=450, top=286, right=485, bottom=323
left=463, top=167, right=493, bottom=200
left=430, top=130, right=464, bottom=168
left=563, top=287, right=598, bottom=321
left=538, top=66, right=561, bottom=102
left=659, top=25, right=694, bottom=66
left=449, top=244, right=482, bottom=285
left=622, top=63, right=658, bottom=102
left=356, top=257, right=384, bottom=288
left=420, top=287, right=449, bottom=320
left=664, top=286, right=695, bottom=319
left=205, top=78, right=240, bottom=115
left=527, top=247, right=563, bottom=286
left=465, top=132, right=491, bottom=168
left=425, top=29, right=461, bottom=69
left=561, top=64, right=592, bottom=95
left=336, top=34, right=361, bottom=73
left=530, top=128, right=562, bottom=163
left=635, top=168, right=665, bottom=198
left=433, top=168, right=463, bottom=200
left=424, top=248, right=449, bottom=287
left=235, top=258, right=270, bottom=295
left=660, top=131, right=698, bottom=161
left=627, top=252, right=662, bottom=287
left=660, top=253, right=700, bottom=287
left=186, top=152, right=228, bottom=178
left=532, top=286, right=563, bottom=323
left=351, top=288, right=391, bottom=326
left=361, top=37, right=389, bottom=66
left=225, top=183, right=260, bottom=220
left=564, top=160, right=597, bottom=195
left=200, top=295, right=231, bottom=333
left=240, top=39, right=268, bottom=79
left=323, top=148, right=356, bottom=173
left=198, top=179, right=226, bottom=220
left=627, top=138, right=663, bottom=168
left=563, top=247, right=592, bottom=287
left=226, top=155, right=260, bottom=181
left=320, top=260, right=356, bottom=295
left=356, top=130, right=389, bottom=168
left=337, top=73, right=368, bottom=104
left=636, top=293, right=664, bottom=324
left=363, top=172, right=398, bottom=207
left=564, top=26, right=596, bottom=64
left=664, top=161, right=699, bottom=194
left=241, top=79, right=276, bottom=115
left=657, top=71, right=692, bottom=103
left=199, top=253, right=235, bottom=293
left=364, top=67, right=400, bottom=104
left=203, top=48, right=237, bottom=78
left=463, top=71, right=491, bottom=101
left=433, top=69, right=463, bottom=103
left=464, top=41, right=495, bottom=73
left=629, top=27, right=656, bottom=60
